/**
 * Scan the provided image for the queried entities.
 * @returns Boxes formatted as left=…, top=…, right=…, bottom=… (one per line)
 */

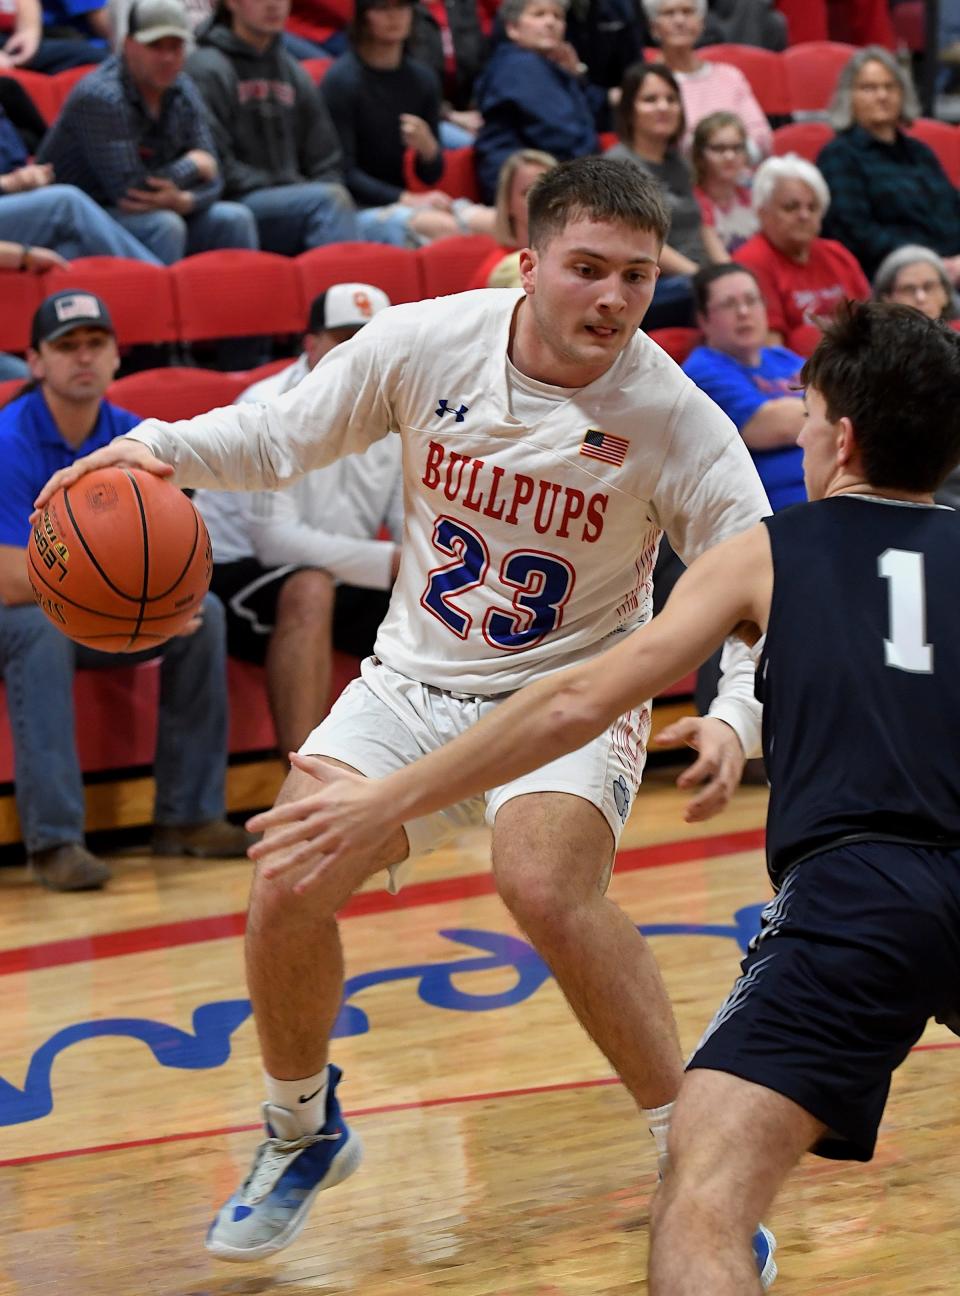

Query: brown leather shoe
left=28, top=844, right=112, bottom=892
left=152, top=819, right=256, bottom=859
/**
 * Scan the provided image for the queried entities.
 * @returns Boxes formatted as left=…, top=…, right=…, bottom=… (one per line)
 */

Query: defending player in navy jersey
left=252, top=300, right=960, bottom=1292
left=34, top=157, right=777, bottom=1279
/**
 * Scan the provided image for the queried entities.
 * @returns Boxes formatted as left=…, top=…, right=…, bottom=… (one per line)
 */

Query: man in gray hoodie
left=187, top=0, right=359, bottom=254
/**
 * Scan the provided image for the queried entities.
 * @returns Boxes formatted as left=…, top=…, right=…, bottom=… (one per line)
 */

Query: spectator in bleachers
left=700, top=0, right=785, bottom=50
left=0, top=104, right=165, bottom=261
left=683, top=262, right=804, bottom=510
left=321, top=0, right=489, bottom=245
left=194, top=283, right=401, bottom=761
left=606, top=61, right=727, bottom=325
left=873, top=245, right=960, bottom=330
left=691, top=110, right=757, bottom=253
left=817, top=47, right=960, bottom=283
left=642, top=0, right=771, bottom=161
left=734, top=153, right=869, bottom=356
left=469, top=146, right=557, bottom=287
left=186, top=0, right=360, bottom=253
left=473, top=0, right=597, bottom=204
left=407, top=0, right=489, bottom=145
left=563, top=0, right=648, bottom=123
left=37, top=0, right=258, bottom=264
left=0, top=0, right=110, bottom=70
left=0, top=289, right=253, bottom=891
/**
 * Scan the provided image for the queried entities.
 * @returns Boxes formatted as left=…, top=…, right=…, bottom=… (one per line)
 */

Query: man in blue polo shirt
left=0, top=290, right=251, bottom=891
left=683, top=263, right=806, bottom=513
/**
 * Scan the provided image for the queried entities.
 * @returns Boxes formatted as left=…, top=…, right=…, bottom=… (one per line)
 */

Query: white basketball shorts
left=299, top=656, right=651, bottom=891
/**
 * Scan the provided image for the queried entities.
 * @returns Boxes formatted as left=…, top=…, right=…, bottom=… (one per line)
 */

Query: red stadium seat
left=0, top=270, right=44, bottom=352
left=905, top=118, right=960, bottom=187
left=241, top=357, right=295, bottom=385
left=771, top=121, right=833, bottom=162
left=108, top=367, right=249, bottom=420
left=51, top=63, right=98, bottom=111
left=0, top=68, right=60, bottom=123
left=45, top=258, right=178, bottom=347
left=416, top=234, right=501, bottom=297
left=698, top=44, right=790, bottom=116
left=171, top=250, right=305, bottom=342
left=648, top=328, right=701, bottom=364
left=403, top=146, right=481, bottom=201
left=782, top=41, right=857, bottom=114
left=297, top=242, right=423, bottom=306
left=301, top=57, right=333, bottom=84
left=0, top=378, right=26, bottom=407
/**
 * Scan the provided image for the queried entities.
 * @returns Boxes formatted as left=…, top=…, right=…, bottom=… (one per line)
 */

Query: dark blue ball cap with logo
left=31, top=290, right=115, bottom=349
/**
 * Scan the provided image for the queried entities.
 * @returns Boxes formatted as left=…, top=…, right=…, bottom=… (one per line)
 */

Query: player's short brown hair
left=527, top=156, right=670, bottom=251
left=802, top=299, right=960, bottom=492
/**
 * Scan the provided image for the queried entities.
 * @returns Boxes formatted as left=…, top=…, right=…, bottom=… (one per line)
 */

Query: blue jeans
left=0, top=353, right=28, bottom=380
left=0, top=595, right=231, bottom=853
left=108, top=201, right=259, bottom=265
left=356, top=204, right=415, bottom=247
left=0, top=185, right=163, bottom=264
left=0, top=33, right=108, bottom=72
left=239, top=182, right=358, bottom=254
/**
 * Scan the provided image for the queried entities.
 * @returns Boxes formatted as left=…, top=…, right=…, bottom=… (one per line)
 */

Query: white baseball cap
left=309, top=283, right=391, bottom=333
left=127, top=0, right=190, bottom=43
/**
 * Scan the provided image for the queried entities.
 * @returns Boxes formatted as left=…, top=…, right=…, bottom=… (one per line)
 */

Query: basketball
left=27, top=466, right=212, bottom=653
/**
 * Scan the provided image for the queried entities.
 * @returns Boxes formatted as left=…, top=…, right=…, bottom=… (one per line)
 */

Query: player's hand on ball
left=247, top=756, right=399, bottom=894
left=656, top=716, right=745, bottom=823
left=31, top=438, right=173, bottom=521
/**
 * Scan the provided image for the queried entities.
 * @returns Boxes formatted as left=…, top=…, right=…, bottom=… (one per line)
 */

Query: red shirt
left=734, top=232, right=870, bottom=357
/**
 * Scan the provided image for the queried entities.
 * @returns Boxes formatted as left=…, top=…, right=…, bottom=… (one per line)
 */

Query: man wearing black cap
left=195, top=282, right=401, bottom=759
left=37, top=0, right=258, bottom=264
left=0, top=290, right=252, bottom=891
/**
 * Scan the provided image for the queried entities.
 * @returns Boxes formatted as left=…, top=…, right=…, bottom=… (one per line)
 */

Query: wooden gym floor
left=0, top=766, right=957, bottom=1294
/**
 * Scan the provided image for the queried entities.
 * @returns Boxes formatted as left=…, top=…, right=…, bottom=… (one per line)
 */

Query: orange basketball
left=27, top=466, right=212, bottom=653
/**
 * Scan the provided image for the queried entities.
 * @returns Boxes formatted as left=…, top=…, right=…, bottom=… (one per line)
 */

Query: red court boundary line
left=0, top=827, right=766, bottom=978
left=0, top=1075, right=622, bottom=1168
left=3, top=1037, right=957, bottom=1169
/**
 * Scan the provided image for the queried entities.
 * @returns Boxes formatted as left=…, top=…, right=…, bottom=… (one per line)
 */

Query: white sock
left=642, top=1100, right=674, bottom=1176
left=264, top=1065, right=329, bottom=1136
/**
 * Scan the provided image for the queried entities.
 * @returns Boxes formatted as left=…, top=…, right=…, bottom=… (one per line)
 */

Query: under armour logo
left=435, top=399, right=469, bottom=422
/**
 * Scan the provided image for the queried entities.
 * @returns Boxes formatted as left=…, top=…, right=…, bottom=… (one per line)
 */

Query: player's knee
left=275, top=568, right=335, bottom=628
left=493, top=859, right=569, bottom=939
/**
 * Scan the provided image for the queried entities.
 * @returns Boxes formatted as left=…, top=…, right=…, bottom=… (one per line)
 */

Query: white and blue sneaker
left=753, top=1224, right=778, bottom=1289
left=205, top=1065, right=363, bottom=1262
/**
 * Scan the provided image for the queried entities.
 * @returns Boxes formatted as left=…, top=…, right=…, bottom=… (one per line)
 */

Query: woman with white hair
left=873, top=245, right=959, bottom=328
left=733, top=153, right=869, bottom=355
left=817, top=46, right=960, bottom=281
left=642, top=0, right=772, bottom=159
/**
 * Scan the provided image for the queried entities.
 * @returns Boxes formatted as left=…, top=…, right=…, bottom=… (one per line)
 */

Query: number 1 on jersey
left=878, top=548, right=933, bottom=674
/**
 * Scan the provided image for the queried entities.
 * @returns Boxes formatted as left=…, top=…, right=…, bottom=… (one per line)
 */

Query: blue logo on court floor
left=0, top=909, right=766, bottom=1127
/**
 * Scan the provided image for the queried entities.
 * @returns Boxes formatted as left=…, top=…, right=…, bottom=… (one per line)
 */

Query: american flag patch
left=579, top=428, right=629, bottom=467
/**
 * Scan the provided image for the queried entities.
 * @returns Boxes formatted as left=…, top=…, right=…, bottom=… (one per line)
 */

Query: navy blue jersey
left=758, top=495, right=960, bottom=887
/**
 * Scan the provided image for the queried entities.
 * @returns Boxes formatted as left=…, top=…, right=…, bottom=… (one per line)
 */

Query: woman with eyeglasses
left=691, top=111, right=757, bottom=254
left=733, top=152, right=870, bottom=356
left=817, top=46, right=960, bottom=281
left=641, top=0, right=772, bottom=160
left=873, top=245, right=960, bottom=330
left=606, top=61, right=727, bottom=325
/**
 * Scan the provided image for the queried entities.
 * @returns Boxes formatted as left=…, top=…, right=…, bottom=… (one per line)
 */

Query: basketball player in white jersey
left=35, top=157, right=776, bottom=1282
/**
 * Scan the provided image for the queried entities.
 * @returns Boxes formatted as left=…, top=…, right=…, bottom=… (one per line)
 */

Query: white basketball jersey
left=129, top=290, right=770, bottom=695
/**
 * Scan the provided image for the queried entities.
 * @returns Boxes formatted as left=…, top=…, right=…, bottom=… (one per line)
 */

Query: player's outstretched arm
left=31, top=437, right=173, bottom=519
left=249, top=524, right=773, bottom=891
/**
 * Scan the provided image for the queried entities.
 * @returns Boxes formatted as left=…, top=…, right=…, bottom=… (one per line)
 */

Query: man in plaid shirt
left=37, top=0, right=258, bottom=263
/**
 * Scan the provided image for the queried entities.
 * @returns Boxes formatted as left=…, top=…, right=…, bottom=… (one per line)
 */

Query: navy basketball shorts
left=688, top=840, right=960, bottom=1161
